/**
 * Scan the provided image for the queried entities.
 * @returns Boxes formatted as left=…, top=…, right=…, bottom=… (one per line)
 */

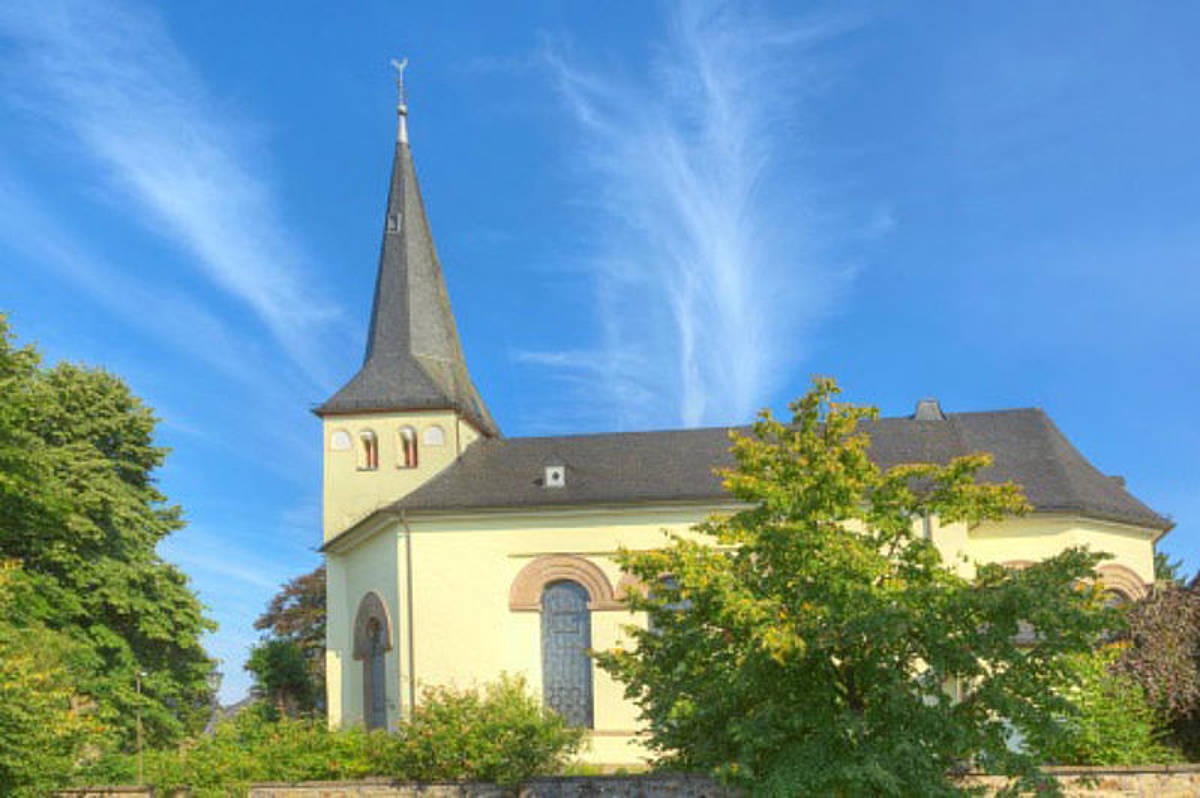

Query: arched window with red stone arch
left=509, top=555, right=625, bottom=729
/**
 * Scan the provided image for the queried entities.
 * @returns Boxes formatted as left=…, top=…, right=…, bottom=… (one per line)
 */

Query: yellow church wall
left=396, top=504, right=726, bottom=764
left=968, top=514, right=1155, bottom=584
left=326, top=526, right=401, bottom=729
left=321, top=410, right=478, bottom=538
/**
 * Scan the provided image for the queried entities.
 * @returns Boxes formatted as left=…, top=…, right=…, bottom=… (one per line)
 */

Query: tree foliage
left=1114, top=582, right=1200, bottom=757
left=254, top=564, right=326, bottom=707
left=1155, top=550, right=1187, bottom=586
left=246, top=638, right=319, bottom=719
left=1116, top=583, right=1200, bottom=718
left=596, top=378, right=1114, bottom=795
left=0, top=315, right=215, bottom=748
left=0, top=562, right=102, bottom=795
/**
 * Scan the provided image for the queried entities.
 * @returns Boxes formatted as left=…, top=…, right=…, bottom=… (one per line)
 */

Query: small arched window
left=353, top=592, right=393, bottom=730
left=359, top=430, right=379, bottom=471
left=365, top=618, right=387, bottom=729
left=423, top=425, right=445, bottom=447
left=398, top=426, right=418, bottom=469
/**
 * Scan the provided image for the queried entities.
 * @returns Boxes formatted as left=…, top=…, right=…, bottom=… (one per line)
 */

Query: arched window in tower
left=540, top=580, right=593, bottom=728
left=364, top=617, right=388, bottom=730
left=359, top=430, right=379, bottom=470
left=398, top=426, right=418, bottom=469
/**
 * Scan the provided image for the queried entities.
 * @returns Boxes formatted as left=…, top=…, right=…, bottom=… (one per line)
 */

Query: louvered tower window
left=359, top=430, right=379, bottom=470
left=398, top=426, right=418, bottom=468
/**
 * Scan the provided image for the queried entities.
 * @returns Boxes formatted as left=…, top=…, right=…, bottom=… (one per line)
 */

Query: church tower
left=315, top=66, right=498, bottom=539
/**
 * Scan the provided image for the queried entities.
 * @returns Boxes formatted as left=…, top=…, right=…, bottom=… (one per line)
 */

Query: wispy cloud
left=0, top=171, right=259, bottom=388
left=0, top=0, right=342, bottom=389
left=529, top=2, right=858, bottom=429
left=0, top=172, right=319, bottom=481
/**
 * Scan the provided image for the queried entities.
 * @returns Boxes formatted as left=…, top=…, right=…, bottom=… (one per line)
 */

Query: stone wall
left=58, top=766, right=1200, bottom=796
left=962, top=764, right=1200, bottom=796
left=249, top=774, right=728, bottom=797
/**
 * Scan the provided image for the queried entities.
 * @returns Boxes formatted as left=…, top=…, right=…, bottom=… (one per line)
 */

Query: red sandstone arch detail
left=352, top=591, right=394, bottom=660
left=1097, top=563, right=1149, bottom=601
left=1000, top=559, right=1148, bottom=601
left=509, top=555, right=622, bottom=612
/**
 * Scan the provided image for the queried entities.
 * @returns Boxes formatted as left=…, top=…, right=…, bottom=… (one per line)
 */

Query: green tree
left=0, top=315, right=216, bottom=748
left=0, top=562, right=102, bottom=796
left=255, top=564, right=326, bottom=709
left=1154, top=549, right=1187, bottom=585
left=246, top=638, right=318, bottom=719
left=596, top=378, right=1113, bottom=795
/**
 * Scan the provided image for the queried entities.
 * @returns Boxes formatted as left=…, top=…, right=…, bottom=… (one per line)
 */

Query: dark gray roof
left=315, top=140, right=498, bottom=436
left=388, top=408, right=1169, bottom=530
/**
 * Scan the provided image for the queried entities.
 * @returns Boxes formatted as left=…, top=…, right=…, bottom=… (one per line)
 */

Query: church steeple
left=316, top=65, right=499, bottom=437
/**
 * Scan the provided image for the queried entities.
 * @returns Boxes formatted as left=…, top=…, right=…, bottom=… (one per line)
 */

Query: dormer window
left=398, top=426, right=418, bottom=469
left=359, top=430, right=379, bottom=471
left=545, top=465, right=565, bottom=488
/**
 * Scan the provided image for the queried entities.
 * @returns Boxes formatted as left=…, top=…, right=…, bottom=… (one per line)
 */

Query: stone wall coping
left=57, top=766, right=1200, bottom=797
left=251, top=774, right=716, bottom=787
left=967, top=763, right=1200, bottom=775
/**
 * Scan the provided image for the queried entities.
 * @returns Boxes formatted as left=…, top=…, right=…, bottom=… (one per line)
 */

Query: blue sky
left=1, top=1, right=1197, bottom=703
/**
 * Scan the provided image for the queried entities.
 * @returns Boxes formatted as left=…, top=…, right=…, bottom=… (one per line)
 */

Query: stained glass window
left=365, top=618, right=387, bottom=730
left=541, top=580, right=593, bottom=728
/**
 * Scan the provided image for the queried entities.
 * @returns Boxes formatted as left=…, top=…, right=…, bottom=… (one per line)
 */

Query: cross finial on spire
left=391, top=57, right=409, bottom=143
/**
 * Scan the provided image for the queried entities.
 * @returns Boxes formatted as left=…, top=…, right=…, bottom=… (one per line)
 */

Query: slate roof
left=388, top=408, right=1170, bottom=531
left=315, top=140, right=498, bottom=436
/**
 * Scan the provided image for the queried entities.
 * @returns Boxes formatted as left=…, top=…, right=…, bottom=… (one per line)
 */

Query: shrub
left=77, top=674, right=584, bottom=796
left=394, top=673, right=586, bottom=786
left=1026, top=644, right=1179, bottom=766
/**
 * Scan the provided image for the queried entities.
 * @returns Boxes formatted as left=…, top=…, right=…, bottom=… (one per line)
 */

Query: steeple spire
left=316, top=64, right=499, bottom=437
left=391, top=57, right=408, bottom=144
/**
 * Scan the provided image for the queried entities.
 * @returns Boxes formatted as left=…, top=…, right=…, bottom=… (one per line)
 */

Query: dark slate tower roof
left=316, top=97, right=499, bottom=436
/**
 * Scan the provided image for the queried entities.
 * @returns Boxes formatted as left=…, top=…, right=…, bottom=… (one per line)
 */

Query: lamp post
left=135, top=670, right=145, bottom=785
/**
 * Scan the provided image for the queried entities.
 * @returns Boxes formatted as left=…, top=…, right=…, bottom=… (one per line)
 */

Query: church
left=316, top=82, right=1171, bottom=765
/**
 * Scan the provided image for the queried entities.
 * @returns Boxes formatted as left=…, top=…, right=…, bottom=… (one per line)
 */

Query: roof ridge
left=484, top=407, right=1049, bottom=444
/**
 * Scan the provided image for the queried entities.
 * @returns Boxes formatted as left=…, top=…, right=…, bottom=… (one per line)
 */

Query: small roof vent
left=913, top=398, right=946, bottom=421
left=544, top=465, right=566, bottom=489
left=543, top=456, right=566, bottom=489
